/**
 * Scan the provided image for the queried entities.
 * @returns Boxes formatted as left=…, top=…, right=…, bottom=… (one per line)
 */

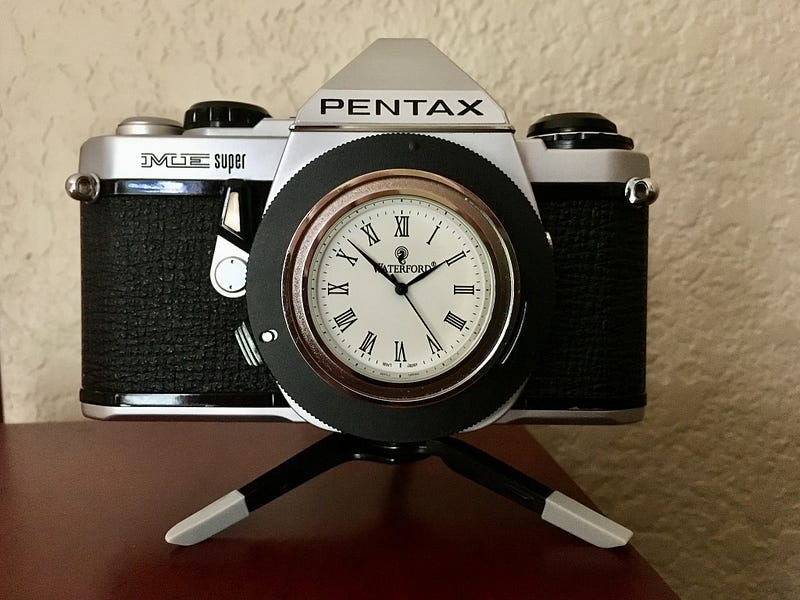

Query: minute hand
left=348, top=240, right=398, bottom=287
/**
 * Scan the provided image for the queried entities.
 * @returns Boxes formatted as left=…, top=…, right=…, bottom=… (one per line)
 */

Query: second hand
left=347, top=238, right=443, bottom=352
left=401, top=290, right=444, bottom=353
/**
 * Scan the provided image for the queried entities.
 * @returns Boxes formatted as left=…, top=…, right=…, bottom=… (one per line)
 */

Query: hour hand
left=347, top=240, right=398, bottom=287
left=404, top=259, right=446, bottom=288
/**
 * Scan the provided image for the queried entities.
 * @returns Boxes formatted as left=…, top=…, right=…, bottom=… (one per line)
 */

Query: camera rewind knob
left=527, top=112, right=634, bottom=150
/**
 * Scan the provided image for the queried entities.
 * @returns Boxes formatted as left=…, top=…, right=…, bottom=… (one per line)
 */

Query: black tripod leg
left=426, top=437, right=632, bottom=548
left=166, top=433, right=364, bottom=546
left=165, top=432, right=631, bottom=548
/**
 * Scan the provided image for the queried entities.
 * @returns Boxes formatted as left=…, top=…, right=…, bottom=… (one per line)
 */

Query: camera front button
left=214, top=256, right=247, bottom=294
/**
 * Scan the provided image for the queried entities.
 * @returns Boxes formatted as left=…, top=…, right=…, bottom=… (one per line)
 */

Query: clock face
left=283, top=170, right=518, bottom=403
left=308, top=193, right=495, bottom=383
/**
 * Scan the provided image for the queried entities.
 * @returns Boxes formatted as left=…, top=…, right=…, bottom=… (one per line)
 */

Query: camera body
left=68, top=39, right=656, bottom=442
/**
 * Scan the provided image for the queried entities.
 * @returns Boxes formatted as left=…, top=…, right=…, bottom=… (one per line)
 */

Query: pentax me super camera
left=67, top=39, right=657, bottom=443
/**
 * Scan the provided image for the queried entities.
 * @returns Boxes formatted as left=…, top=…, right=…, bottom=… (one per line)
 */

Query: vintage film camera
left=67, top=39, right=657, bottom=444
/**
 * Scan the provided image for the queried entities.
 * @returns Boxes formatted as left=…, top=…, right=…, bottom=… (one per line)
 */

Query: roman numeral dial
left=326, top=282, right=350, bottom=295
left=286, top=172, right=517, bottom=402
left=394, top=215, right=409, bottom=237
left=443, top=311, right=468, bottom=331
left=304, top=193, right=497, bottom=384
left=359, top=331, right=377, bottom=355
left=360, top=223, right=380, bottom=246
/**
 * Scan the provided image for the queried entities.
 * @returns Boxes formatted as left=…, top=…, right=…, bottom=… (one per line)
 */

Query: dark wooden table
left=0, top=421, right=676, bottom=599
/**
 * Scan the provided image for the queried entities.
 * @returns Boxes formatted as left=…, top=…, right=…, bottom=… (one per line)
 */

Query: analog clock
left=246, top=133, right=554, bottom=442
left=283, top=170, right=518, bottom=403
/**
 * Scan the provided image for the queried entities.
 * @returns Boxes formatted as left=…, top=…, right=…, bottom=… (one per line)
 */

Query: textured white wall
left=1, top=0, right=798, bottom=597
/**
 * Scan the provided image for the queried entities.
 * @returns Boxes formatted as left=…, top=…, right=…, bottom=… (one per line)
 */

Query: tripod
left=166, top=432, right=631, bottom=548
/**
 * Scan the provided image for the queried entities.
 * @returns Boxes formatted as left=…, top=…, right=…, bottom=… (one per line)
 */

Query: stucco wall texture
left=1, top=0, right=798, bottom=597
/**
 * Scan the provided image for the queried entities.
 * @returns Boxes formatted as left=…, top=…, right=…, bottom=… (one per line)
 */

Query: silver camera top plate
left=293, top=39, right=511, bottom=131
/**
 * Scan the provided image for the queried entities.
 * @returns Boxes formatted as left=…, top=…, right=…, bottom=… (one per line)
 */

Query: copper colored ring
left=282, top=169, right=520, bottom=405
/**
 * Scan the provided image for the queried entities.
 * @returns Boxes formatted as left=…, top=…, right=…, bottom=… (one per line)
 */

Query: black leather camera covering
left=521, top=183, right=649, bottom=412
left=80, top=190, right=279, bottom=401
